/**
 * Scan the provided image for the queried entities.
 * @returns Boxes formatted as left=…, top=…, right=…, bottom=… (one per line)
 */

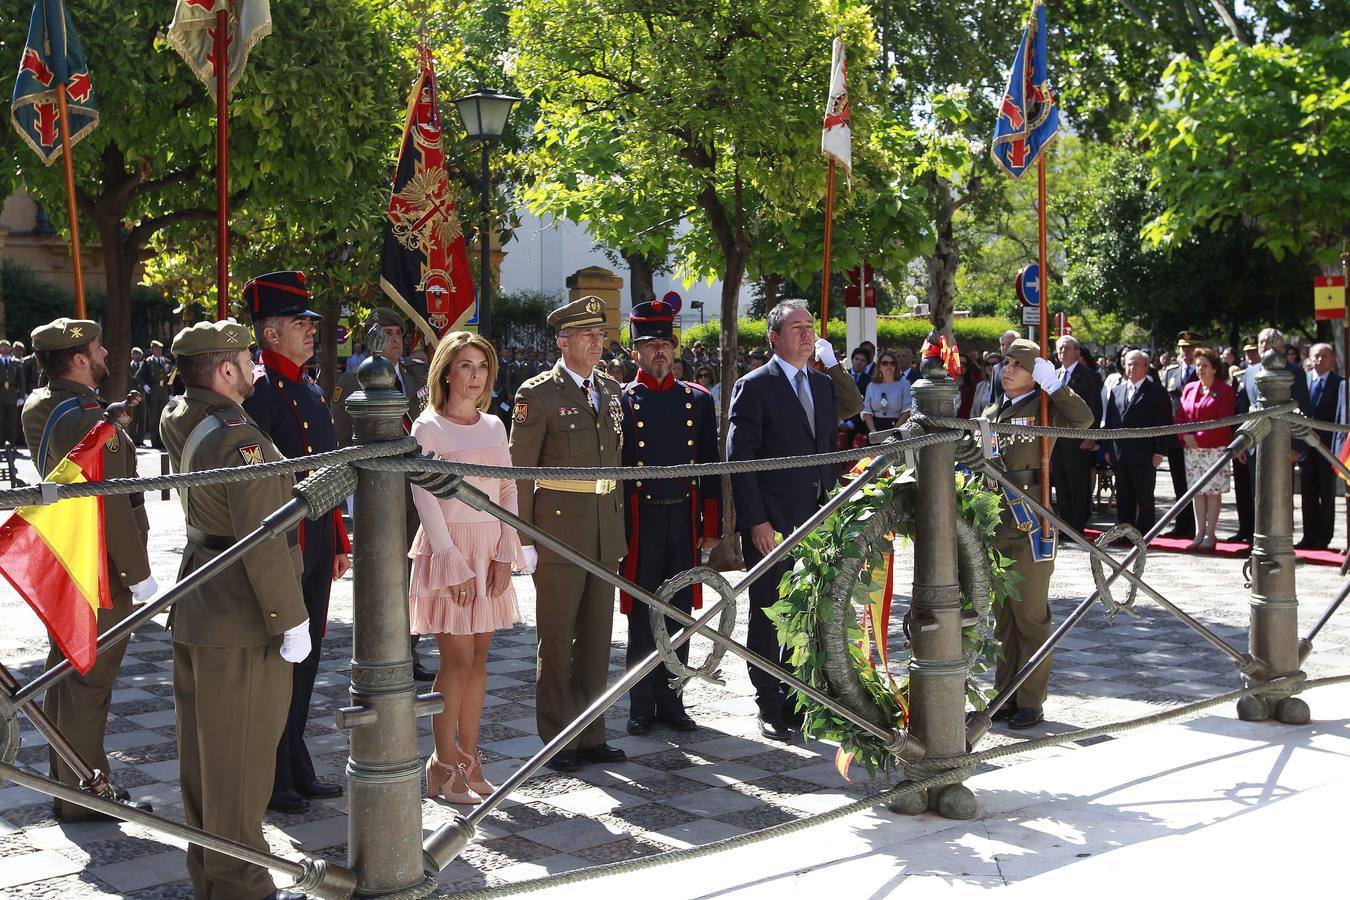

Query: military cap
left=0, top=339, right=10, bottom=348
left=243, top=270, right=320, bottom=320
left=1004, top=337, right=1041, bottom=371
left=150, top=340, right=164, bottom=349
left=31, top=318, right=101, bottom=351
left=11, top=341, right=24, bottom=353
left=629, top=297, right=678, bottom=343
left=372, top=306, right=406, bottom=329
left=171, top=320, right=254, bottom=356
left=547, top=295, right=607, bottom=331
left=131, top=347, right=144, bottom=356
left=1241, top=337, right=1257, bottom=352
left=1176, top=330, right=1201, bottom=348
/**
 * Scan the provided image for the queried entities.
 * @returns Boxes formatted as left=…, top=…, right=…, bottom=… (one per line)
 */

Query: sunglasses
left=879, top=360, right=896, bottom=366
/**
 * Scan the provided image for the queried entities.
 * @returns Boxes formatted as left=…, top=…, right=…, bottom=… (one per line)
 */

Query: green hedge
left=679, top=316, right=1017, bottom=355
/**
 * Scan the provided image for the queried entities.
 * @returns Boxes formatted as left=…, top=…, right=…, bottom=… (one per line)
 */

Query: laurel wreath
left=766, top=466, right=1021, bottom=776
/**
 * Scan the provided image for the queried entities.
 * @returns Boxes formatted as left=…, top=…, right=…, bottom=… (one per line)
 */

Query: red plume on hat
left=920, top=328, right=962, bottom=378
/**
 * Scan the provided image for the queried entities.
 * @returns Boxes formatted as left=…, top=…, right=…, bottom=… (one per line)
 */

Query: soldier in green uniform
left=509, top=296, right=628, bottom=772
left=21, top=319, right=157, bottom=820
left=0, top=338, right=26, bottom=451
left=983, top=338, right=1093, bottom=730
left=141, top=340, right=173, bottom=448
left=160, top=321, right=310, bottom=900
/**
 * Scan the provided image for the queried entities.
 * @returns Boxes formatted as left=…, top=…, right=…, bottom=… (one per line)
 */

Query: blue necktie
left=1312, top=376, right=1323, bottom=408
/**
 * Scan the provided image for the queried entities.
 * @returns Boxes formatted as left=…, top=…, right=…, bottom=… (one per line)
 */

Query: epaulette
left=521, top=370, right=552, bottom=390
left=684, top=379, right=712, bottom=397
left=218, top=412, right=248, bottom=427
left=594, top=368, right=620, bottom=386
left=79, top=398, right=100, bottom=411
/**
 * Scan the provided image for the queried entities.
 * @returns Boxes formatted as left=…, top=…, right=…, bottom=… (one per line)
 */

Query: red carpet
left=1082, top=529, right=1345, bottom=567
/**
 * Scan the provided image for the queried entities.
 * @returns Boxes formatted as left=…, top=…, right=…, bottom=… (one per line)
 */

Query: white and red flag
left=167, top=0, right=273, bottom=99
left=821, top=34, right=851, bottom=185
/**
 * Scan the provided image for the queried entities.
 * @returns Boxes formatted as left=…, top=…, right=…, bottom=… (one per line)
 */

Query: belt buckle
left=596, top=479, right=616, bottom=494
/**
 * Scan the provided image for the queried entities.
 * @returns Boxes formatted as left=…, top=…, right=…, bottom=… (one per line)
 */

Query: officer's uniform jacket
left=509, top=360, right=626, bottom=564
left=0, top=354, right=26, bottom=403
left=160, top=387, right=306, bottom=646
left=243, top=351, right=350, bottom=561
left=982, top=385, right=1093, bottom=545
left=22, top=378, right=150, bottom=592
left=1161, top=362, right=1194, bottom=416
left=332, top=356, right=429, bottom=446
left=618, top=371, right=721, bottom=612
left=141, top=354, right=172, bottom=394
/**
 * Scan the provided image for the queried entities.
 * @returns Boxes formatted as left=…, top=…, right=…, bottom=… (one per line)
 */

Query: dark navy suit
left=243, top=351, right=349, bottom=797
left=1103, top=377, right=1171, bottom=534
left=726, top=355, right=862, bottom=721
left=1301, top=370, right=1343, bottom=549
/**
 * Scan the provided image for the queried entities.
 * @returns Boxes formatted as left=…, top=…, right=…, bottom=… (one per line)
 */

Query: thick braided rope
left=447, top=672, right=1347, bottom=898
left=916, top=402, right=1294, bottom=441
left=0, top=438, right=419, bottom=508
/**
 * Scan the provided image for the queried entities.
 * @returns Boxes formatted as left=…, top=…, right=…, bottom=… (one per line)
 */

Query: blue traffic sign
left=1016, top=263, right=1041, bottom=307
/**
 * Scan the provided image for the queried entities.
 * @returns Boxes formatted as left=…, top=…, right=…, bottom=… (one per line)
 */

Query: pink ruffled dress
left=408, top=411, right=525, bottom=635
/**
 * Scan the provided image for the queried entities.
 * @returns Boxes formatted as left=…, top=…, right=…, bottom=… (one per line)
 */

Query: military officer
left=127, top=346, right=149, bottom=446
left=141, top=339, right=173, bottom=447
left=983, top=338, right=1093, bottom=730
left=332, top=306, right=436, bottom=681
left=619, top=299, right=721, bottom=735
left=0, top=338, right=26, bottom=449
left=242, top=271, right=351, bottom=815
left=21, top=319, right=156, bottom=820
left=161, top=320, right=310, bottom=900
left=509, top=295, right=628, bottom=772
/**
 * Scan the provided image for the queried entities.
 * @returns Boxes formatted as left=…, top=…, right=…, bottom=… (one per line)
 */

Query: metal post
left=1241, top=350, right=1308, bottom=723
left=890, top=367, right=975, bottom=819
left=479, top=141, right=492, bottom=340
left=341, top=346, right=436, bottom=897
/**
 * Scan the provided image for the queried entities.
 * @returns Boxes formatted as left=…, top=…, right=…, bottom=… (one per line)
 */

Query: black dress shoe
left=1008, top=707, right=1044, bottom=730
left=758, top=717, right=792, bottom=742
left=626, top=714, right=654, bottom=736
left=579, top=743, right=627, bottom=764
left=1223, top=533, right=1252, bottom=545
left=54, top=790, right=152, bottom=823
left=990, top=704, right=1018, bottom=722
left=297, top=779, right=343, bottom=799
left=267, top=790, right=310, bottom=814
left=655, top=711, right=698, bottom=731
left=544, top=750, right=582, bottom=773
left=412, top=661, right=437, bottom=682
left=1163, top=529, right=1194, bottom=540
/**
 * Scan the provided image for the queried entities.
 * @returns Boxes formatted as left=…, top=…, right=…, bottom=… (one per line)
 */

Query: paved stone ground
left=0, top=447, right=1346, bottom=897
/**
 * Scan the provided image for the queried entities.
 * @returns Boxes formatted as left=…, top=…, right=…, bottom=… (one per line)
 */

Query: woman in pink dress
left=409, top=332, right=524, bottom=804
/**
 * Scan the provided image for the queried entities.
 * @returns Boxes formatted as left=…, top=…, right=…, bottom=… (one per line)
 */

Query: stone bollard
left=339, top=345, right=437, bottom=897
left=1239, top=349, right=1309, bottom=724
left=888, top=367, right=976, bottom=819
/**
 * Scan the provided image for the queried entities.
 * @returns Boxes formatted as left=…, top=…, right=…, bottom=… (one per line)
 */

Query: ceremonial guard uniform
left=21, top=319, right=153, bottom=819
left=0, top=339, right=26, bottom=448
left=509, top=296, right=627, bottom=769
left=619, top=300, right=721, bottom=734
left=241, top=271, right=350, bottom=813
left=161, top=321, right=308, bottom=900
left=140, top=341, right=173, bottom=447
left=982, top=339, right=1093, bottom=729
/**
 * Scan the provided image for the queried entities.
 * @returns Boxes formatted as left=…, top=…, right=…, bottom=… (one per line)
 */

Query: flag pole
left=1037, top=153, right=1051, bottom=525
left=53, top=82, right=86, bottom=319
left=214, top=8, right=228, bottom=321
left=819, top=158, right=836, bottom=340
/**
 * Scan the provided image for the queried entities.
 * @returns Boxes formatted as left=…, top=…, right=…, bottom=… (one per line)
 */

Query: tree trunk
left=318, top=281, right=339, bottom=398
left=762, top=273, right=782, bottom=313
left=622, top=249, right=657, bottom=305
left=925, top=175, right=960, bottom=342
left=94, top=211, right=135, bottom=401
left=709, top=249, right=746, bottom=572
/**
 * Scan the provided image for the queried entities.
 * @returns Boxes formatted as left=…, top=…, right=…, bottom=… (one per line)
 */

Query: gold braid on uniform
left=767, top=465, right=1018, bottom=776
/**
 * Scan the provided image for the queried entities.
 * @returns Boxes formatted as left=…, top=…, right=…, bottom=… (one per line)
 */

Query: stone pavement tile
left=284, top=814, right=349, bottom=851
left=513, top=772, right=596, bottom=801
left=483, top=733, right=544, bottom=758
left=536, top=786, right=647, bottom=817
left=735, top=747, right=823, bottom=774
left=87, top=849, right=186, bottom=893
left=480, top=701, right=535, bottom=724
left=645, top=816, right=749, bottom=849
left=480, top=799, right=579, bottom=835
left=518, top=816, right=631, bottom=853
left=597, top=801, right=698, bottom=835
left=125, top=710, right=177, bottom=730
left=664, top=787, right=763, bottom=817
left=22, top=821, right=124, bottom=853
left=131, top=761, right=182, bottom=784
left=730, top=775, right=825, bottom=805
left=487, top=852, right=590, bottom=882
left=103, top=729, right=174, bottom=752
left=625, top=747, right=716, bottom=772
left=714, top=803, right=808, bottom=829
left=49, top=832, right=172, bottom=867
left=777, top=789, right=857, bottom=815
left=683, top=734, right=771, bottom=760
left=460, top=833, right=562, bottom=871
left=572, top=834, right=671, bottom=864
left=574, top=760, right=667, bottom=789
left=669, top=761, right=771, bottom=788
left=485, top=657, right=535, bottom=674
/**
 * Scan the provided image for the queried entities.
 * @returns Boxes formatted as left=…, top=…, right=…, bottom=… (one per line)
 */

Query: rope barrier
left=915, top=402, right=1296, bottom=441
left=446, top=672, right=1349, bottom=898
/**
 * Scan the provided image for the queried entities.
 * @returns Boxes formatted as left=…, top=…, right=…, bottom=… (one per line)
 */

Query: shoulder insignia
left=104, top=431, right=119, bottom=452
left=79, top=398, right=99, bottom=411
left=220, top=413, right=248, bottom=427
left=238, top=443, right=264, bottom=465
left=332, top=385, right=343, bottom=403
left=513, top=400, right=529, bottom=423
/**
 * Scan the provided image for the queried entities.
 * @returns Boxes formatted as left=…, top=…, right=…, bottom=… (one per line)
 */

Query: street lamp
left=690, top=300, right=705, bottom=325
left=453, top=88, right=519, bottom=341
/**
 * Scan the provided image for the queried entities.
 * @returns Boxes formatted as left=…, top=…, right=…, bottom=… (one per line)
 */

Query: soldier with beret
left=141, top=339, right=174, bottom=447
left=13, top=340, right=38, bottom=414
left=127, top=346, right=148, bottom=446
left=21, top=318, right=156, bottom=819
left=983, top=338, right=1093, bottom=729
left=160, top=320, right=311, bottom=900
left=509, top=295, right=628, bottom=772
left=619, top=299, right=721, bottom=735
left=0, top=338, right=26, bottom=451
left=241, top=271, right=351, bottom=814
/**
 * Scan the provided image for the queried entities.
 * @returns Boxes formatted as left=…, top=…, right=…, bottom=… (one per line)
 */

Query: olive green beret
left=373, top=307, right=406, bottom=329
left=547, top=295, right=607, bottom=331
left=171, top=320, right=254, bottom=356
left=1005, top=337, right=1041, bottom=372
left=31, top=318, right=101, bottom=351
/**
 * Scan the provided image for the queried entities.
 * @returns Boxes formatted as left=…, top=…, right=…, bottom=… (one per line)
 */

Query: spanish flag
left=0, top=421, right=112, bottom=674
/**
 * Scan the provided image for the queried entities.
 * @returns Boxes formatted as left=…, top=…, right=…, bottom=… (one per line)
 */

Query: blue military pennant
left=9, top=0, right=99, bottom=166
left=991, top=2, right=1060, bottom=179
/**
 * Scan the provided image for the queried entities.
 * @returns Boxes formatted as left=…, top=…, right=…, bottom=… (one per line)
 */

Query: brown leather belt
left=187, top=524, right=298, bottom=552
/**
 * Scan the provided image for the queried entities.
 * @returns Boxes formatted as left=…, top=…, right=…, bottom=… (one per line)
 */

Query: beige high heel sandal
left=426, top=753, right=480, bottom=805
left=459, top=749, right=496, bottom=796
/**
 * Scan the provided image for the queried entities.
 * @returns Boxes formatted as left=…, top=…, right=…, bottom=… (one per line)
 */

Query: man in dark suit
left=1049, top=336, right=1103, bottom=532
left=1161, top=333, right=1200, bottom=538
left=989, top=329, right=1019, bottom=406
left=727, top=300, right=863, bottom=741
left=0, top=338, right=26, bottom=450
left=1232, top=327, right=1312, bottom=542
left=1298, top=343, right=1343, bottom=550
left=1103, top=350, right=1172, bottom=534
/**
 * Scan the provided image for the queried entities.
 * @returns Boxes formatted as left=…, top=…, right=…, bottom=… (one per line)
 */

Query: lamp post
left=453, top=88, right=519, bottom=341
left=690, top=300, right=705, bottom=325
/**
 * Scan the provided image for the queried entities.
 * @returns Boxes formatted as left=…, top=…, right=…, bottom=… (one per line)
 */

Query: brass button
left=686, top=403, right=692, bottom=409
left=686, top=420, right=693, bottom=427
left=270, top=612, right=278, bottom=618
left=637, top=461, right=645, bottom=466
left=569, top=423, right=576, bottom=429
left=645, top=494, right=651, bottom=500
left=636, top=481, right=642, bottom=487
left=554, top=509, right=562, bottom=516
left=302, top=422, right=309, bottom=429
left=687, top=440, right=694, bottom=446
left=119, top=571, right=127, bottom=578
left=633, top=403, right=640, bottom=410
left=638, top=441, right=645, bottom=448
left=306, top=445, right=313, bottom=452
left=637, top=421, right=644, bottom=428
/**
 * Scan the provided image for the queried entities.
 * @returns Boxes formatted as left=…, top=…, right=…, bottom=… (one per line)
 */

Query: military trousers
left=174, top=641, right=290, bottom=900
left=624, top=502, right=695, bottom=719
left=993, top=533, right=1054, bottom=712
left=45, top=587, right=133, bottom=816
left=0, top=399, right=20, bottom=446
left=274, top=526, right=335, bottom=796
left=532, top=560, right=616, bottom=751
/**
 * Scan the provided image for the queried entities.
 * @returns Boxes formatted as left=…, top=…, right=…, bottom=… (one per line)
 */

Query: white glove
left=814, top=338, right=838, bottom=369
left=520, top=546, right=538, bottom=575
left=280, top=619, right=312, bottom=663
left=129, top=576, right=158, bottom=602
left=1032, top=356, right=1060, bottom=393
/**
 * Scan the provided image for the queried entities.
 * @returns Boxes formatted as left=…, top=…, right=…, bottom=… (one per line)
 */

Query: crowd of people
left=12, top=285, right=1347, bottom=898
